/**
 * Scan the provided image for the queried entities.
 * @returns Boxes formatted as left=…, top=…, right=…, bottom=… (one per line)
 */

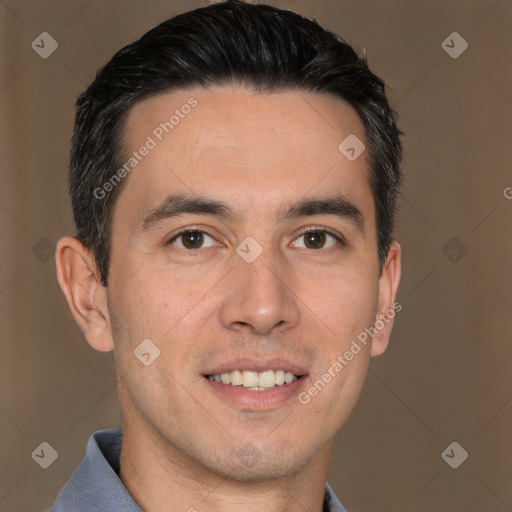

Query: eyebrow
left=140, top=193, right=365, bottom=234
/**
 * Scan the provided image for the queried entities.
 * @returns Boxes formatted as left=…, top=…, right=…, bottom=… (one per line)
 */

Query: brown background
left=1, top=1, right=511, bottom=511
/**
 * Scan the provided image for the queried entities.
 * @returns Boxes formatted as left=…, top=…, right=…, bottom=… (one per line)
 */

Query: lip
left=203, top=375, right=309, bottom=411
left=203, top=358, right=309, bottom=377
left=202, top=357, right=310, bottom=411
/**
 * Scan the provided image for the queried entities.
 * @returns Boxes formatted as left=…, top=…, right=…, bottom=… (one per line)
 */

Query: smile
left=206, top=369, right=300, bottom=390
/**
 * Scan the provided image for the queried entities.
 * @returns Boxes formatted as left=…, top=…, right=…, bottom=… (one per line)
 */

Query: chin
left=197, top=442, right=313, bottom=482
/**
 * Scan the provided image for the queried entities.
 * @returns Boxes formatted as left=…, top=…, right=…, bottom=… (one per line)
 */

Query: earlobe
left=370, top=241, right=402, bottom=357
left=55, top=236, right=114, bottom=352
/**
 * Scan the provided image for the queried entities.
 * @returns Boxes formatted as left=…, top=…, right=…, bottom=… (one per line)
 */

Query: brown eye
left=304, top=230, right=326, bottom=249
left=168, top=230, right=216, bottom=250
left=292, top=229, right=342, bottom=250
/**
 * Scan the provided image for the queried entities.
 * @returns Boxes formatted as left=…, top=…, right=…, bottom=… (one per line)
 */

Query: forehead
left=113, top=85, right=374, bottom=233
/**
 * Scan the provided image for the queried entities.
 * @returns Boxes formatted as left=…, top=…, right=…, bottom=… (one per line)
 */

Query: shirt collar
left=47, top=427, right=349, bottom=512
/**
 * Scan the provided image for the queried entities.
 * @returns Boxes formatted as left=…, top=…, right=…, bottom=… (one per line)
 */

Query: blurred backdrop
left=0, top=1, right=511, bottom=511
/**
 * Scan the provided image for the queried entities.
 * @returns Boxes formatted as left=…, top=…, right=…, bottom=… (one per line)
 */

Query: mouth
left=202, top=359, right=309, bottom=410
left=205, top=369, right=302, bottom=390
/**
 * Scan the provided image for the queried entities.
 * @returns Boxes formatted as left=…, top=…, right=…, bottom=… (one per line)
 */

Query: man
left=50, top=0, right=402, bottom=510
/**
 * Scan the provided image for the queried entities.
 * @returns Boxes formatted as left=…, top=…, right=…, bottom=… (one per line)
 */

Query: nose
left=219, top=244, right=300, bottom=336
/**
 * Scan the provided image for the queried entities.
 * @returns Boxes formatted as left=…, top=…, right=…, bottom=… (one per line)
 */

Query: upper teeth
left=207, top=370, right=298, bottom=388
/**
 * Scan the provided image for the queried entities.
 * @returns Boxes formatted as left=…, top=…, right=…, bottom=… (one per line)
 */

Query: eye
left=168, top=229, right=217, bottom=250
left=291, top=228, right=344, bottom=250
left=167, top=227, right=344, bottom=252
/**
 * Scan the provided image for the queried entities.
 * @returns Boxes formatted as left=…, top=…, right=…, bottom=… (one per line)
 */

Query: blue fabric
left=45, top=427, right=349, bottom=512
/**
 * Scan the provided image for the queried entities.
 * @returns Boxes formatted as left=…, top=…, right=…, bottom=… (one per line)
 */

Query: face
left=64, top=85, right=400, bottom=481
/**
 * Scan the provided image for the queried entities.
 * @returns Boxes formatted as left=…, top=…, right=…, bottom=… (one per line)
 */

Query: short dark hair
left=69, top=0, right=402, bottom=287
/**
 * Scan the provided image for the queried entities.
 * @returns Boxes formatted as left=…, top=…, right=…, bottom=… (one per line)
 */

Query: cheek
left=110, top=269, right=195, bottom=334
left=332, top=356, right=369, bottom=426
left=302, top=268, right=378, bottom=339
left=108, top=268, right=220, bottom=385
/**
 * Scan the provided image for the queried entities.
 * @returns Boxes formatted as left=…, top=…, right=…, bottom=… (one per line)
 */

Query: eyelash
left=167, top=226, right=345, bottom=250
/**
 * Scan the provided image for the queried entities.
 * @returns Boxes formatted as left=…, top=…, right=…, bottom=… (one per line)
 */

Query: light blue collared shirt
left=45, top=427, right=349, bottom=512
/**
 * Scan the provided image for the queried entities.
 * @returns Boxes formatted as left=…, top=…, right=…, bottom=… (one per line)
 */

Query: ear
left=55, top=236, right=114, bottom=352
left=370, top=241, right=402, bottom=357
